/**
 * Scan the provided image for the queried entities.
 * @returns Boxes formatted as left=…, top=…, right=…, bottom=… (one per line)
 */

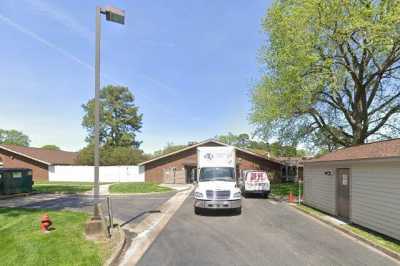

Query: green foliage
left=153, top=142, right=188, bottom=157
left=252, top=0, right=400, bottom=149
left=0, top=129, right=30, bottom=146
left=0, top=208, right=105, bottom=266
left=271, top=182, right=303, bottom=197
left=109, top=182, right=173, bottom=193
left=82, top=85, right=143, bottom=147
left=268, top=142, right=306, bottom=157
left=76, top=144, right=150, bottom=165
left=217, top=132, right=306, bottom=157
left=41, top=144, right=60, bottom=150
left=216, top=133, right=251, bottom=148
left=33, top=182, right=93, bottom=194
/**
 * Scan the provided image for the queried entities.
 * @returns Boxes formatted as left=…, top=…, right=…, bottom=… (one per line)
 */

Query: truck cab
left=193, top=147, right=242, bottom=215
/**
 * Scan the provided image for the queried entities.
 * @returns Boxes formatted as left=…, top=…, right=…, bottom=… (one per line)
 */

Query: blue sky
left=0, top=0, right=272, bottom=153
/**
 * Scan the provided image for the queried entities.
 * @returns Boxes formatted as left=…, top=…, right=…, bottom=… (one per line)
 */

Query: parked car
left=239, top=170, right=270, bottom=198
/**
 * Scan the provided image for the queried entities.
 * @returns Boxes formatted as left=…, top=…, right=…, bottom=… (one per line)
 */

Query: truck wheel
left=264, top=192, right=270, bottom=198
left=242, top=191, right=247, bottom=198
left=194, top=207, right=202, bottom=215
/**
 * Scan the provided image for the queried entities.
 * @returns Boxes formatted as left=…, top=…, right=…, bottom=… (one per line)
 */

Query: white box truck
left=193, top=147, right=242, bottom=215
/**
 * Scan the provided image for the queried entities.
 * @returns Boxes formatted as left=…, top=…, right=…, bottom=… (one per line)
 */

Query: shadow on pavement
left=243, top=194, right=268, bottom=199
left=197, top=209, right=241, bottom=217
left=120, top=210, right=161, bottom=228
left=21, top=195, right=94, bottom=211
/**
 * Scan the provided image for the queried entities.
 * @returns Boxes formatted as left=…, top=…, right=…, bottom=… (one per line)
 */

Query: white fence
left=48, top=165, right=145, bottom=183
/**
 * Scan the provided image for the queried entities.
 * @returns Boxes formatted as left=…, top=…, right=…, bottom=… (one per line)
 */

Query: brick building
left=0, top=144, right=78, bottom=181
left=139, top=139, right=283, bottom=183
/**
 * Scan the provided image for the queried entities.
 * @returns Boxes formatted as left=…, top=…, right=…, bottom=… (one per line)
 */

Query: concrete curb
left=107, top=190, right=176, bottom=196
left=108, top=185, right=192, bottom=196
left=0, top=192, right=34, bottom=200
left=118, top=185, right=194, bottom=266
left=104, top=225, right=127, bottom=266
left=293, top=204, right=400, bottom=262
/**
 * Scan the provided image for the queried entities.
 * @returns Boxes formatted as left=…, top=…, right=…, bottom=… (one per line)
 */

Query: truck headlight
left=194, top=192, right=203, bottom=198
left=233, top=192, right=241, bottom=198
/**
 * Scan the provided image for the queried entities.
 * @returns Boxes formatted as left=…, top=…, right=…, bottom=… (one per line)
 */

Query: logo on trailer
left=204, top=153, right=214, bottom=160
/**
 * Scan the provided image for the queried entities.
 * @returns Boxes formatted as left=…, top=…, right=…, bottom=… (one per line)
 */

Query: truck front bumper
left=194, top=199, right=241, bottom=209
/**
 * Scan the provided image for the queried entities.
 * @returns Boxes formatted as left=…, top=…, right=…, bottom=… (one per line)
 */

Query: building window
left=12, top=172, right=22, bottom=178
left=0, top=156, right=3, bottom=168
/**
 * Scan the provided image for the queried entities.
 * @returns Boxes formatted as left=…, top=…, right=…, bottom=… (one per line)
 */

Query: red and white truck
left=239, top=170, right=270, bottom=198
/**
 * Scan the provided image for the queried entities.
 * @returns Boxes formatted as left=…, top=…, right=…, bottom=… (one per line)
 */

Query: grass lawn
left=344, top=224, right=400, bottom=254
left=296, top=204, right=329, bottom=218
left=271, top=182, right=303, bottom=197
left=0, top=208, right=108, bottom=266
left=297, top=204, right=400, bottom=255
left=33, top=182, right=94, bottom=194
left=109, top=182, right=173, bottom=194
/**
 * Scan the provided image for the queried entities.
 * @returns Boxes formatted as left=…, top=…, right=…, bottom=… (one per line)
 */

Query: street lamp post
left=92, top=6, right=125, bottom=220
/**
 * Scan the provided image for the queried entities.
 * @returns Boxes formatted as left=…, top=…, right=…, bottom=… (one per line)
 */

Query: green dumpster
left=0, top=168, right=33, bottom=195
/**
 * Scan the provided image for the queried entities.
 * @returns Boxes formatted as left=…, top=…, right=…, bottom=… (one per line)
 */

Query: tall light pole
left=93, top=6, right=125, bottom=219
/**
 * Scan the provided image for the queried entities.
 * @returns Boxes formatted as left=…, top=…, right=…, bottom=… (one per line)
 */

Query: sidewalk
left=159, top=183, right=193, bottom=191
left=116, top=185, right=194, bottom=266
left=84, top=184, right=111, bottom=196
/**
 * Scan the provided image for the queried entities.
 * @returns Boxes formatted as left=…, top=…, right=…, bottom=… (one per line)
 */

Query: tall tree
left=153, top=142, right=187, bottom=157
left=216, top=133, right=251, bottom=148
left=252, top=0, right=400, bottom=149
left=76, top=144, right=150, bottom=165
left=82, top=85, right=143, bottom=148
left=0, top=129, right=30, bottom=146
left=217, top=132, right=306, bottom=157
left=41, top=145, right=60, bottom=150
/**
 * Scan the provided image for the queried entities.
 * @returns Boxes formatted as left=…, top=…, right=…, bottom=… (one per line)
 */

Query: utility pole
left=92, top=6, right=125, bottom=220
left=93, top=6, right=102, bottom=219
left=297, top=159, right=301, bottom=205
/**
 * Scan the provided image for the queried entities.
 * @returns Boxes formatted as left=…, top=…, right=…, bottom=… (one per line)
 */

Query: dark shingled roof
left=306, top=138, right=400, bottom=163
left=0, top=144, right=78, bottom=165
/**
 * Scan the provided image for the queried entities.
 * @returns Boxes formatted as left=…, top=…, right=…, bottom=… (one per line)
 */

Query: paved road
left=138, top=197, right=399, bottom=266
left=0, top=192, right=176, bottom=228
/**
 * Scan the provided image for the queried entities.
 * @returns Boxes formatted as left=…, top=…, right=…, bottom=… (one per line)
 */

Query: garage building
left=0, top=144, right=78, bottom=181
left=140, top=139, right=283, bottom=184
left=303, top=139, right=400, bottom=241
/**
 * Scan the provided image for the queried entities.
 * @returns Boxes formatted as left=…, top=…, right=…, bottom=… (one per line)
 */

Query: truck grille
left=206, top=190, right=230, bottom=200
left=206, top=190, right=214, bottom=199
left=216, top=190, right=230, bottom=199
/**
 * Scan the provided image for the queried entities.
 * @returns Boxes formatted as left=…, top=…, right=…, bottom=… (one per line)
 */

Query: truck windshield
left=199, top=167, right=235, bottom=181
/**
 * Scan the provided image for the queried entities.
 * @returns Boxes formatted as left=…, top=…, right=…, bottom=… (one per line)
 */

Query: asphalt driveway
left=138, top=197, right=399, bottom=266
left=0, top=192, right=176, bottom=228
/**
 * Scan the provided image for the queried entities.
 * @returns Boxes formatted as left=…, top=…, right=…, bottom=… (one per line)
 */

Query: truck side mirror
left=191, top=168, right=197, bottom=183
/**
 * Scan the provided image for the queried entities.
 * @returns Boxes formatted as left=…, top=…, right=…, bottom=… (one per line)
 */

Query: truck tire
left=264, top=192, right=270, bottom=198
left=194, top=207, right=202, bottom=215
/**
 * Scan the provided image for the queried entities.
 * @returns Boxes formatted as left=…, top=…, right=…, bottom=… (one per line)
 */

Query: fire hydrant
left=40, top=213, right=52, bottom=233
